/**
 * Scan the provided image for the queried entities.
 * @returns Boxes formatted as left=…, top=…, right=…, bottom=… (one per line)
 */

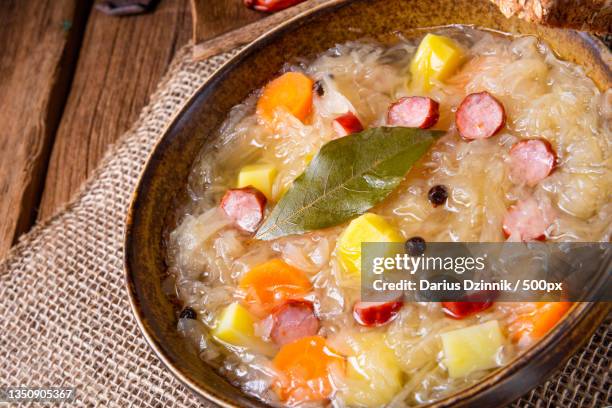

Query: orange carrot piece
left=512, top=302, right=572, bottom=345
left=239, top=258, right=311, bottom=316
left=273, top=336, right=345, bottom=405
left=256, top=72, right=314, bottom=126
left=529, top=302, right=572, bottom=338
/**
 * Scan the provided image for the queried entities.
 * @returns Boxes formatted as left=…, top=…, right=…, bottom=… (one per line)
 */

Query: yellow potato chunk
left=339, top=333, right=403, bottom=407
left=441, top=320, right=504, bottom=378
left=237, top=163, right=278, bottom=200
left=212, top=303, right=274, bottom=355
left=410, top=34, right=465, bottom=89
left=336, top=213, right=403, bottom=278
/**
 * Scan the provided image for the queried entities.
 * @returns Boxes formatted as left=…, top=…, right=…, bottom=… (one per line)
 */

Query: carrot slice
left=256, top=72, right=314, bottom=126
left=239, top=259, right=311, bottom=316
left=512, top=302, right=571, bottom=345
left=273, top=336, right=345, bottom=404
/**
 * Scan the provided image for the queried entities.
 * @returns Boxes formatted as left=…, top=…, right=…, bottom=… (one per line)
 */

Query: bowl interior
left=125, top=0, right=611, bottom=407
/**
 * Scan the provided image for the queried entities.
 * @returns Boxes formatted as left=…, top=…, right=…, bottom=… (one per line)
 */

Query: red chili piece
left=332, top=112, right=364, bottom=137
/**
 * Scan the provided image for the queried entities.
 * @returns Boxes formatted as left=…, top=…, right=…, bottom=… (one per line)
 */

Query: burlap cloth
left=0, top=44, right=609, bottom=407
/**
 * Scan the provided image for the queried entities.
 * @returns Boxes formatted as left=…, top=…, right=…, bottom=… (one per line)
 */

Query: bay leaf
left=255, top=127, right=443, bottom=240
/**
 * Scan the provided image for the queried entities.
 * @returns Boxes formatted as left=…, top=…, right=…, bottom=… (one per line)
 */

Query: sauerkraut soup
left=166, top=26, right=611, bottom=407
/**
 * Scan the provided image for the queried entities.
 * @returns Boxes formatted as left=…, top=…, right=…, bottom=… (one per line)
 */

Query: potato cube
left=338, top=333, right=403, bottom=407
left=237, top=163, right=278, bottom=200
left=212, top=302, right=274, bottom=355
left=336, top=213, right=402, bottom=278
left=441, top=320, right=504, bottom=378
left=410, top=34, right=465, bottom=89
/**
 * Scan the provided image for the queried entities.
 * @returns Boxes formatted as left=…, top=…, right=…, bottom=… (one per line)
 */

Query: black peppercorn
left=313, top=80, right=324, bottom=96
left=179, top=307, right=197, bottom=320
left=405, top=236, right=426, bottom=256
left=428, top=185, right=448, bottom=207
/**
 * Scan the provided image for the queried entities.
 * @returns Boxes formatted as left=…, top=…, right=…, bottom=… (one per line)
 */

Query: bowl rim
left=124, top=1, right=611, bottom=406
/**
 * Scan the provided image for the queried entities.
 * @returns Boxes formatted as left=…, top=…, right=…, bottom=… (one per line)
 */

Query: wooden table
left=0, top=0, right=607, bottom=259
left=0, top=0, right=264, bottom=258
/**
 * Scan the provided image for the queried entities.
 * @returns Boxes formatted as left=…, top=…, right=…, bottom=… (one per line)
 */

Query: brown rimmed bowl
left=124, top=0, right=612, bottom=406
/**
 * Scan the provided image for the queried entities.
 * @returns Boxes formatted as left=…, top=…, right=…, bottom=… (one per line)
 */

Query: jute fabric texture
left=0, top=44, right=609, bottom=407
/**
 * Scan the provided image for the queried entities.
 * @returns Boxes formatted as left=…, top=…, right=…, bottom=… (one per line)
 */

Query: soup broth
left=165, top=26, right=611, bottom=407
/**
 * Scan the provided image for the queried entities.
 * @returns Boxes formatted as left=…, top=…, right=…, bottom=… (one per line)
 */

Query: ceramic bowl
left=125, top=0, right=611, bottom=406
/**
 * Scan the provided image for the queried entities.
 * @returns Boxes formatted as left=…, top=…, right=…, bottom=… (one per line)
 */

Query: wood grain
left=190, top=0, right=263, bottom=47
left=38, top=0, right=193, bottom=222
left=191, top=0, right=340, bottom=60
left=0, top=0, right=91, bottom=257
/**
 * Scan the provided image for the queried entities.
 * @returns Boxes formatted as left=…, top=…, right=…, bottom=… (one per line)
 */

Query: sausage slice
left=442, top=301, right=493, bottom=319
left=509, top=139, right=556, bottom=186
left=270, top=300, right=320, bottom=346
left=220, top=187, right=267, bottom=233
left=387, top=96, right=440, bottom=129
left=441, top=291, right=496, bottom=319
left=353, top=300, right=403, bottom=327
left=332, top=112, right=364, bottom=137
left=456, top=91, right=505, bottom=140
left=502, top=198, right=555, bottom=241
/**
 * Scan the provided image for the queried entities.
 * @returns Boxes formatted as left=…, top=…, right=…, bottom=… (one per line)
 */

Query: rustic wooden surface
left=0, top=0, right=91, bottom=256
left=38, top=0, right=266, bottom=222
left=38, top=0, right=192, bottom=221
left=0, top=0, right=266, bottom=259
left=191, top=0, right=330, bottom=60
left=191, top=0, right=263, bottom=47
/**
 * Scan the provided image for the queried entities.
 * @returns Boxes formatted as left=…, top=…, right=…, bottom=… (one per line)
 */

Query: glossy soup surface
left=165, top=27, right=611, bottom=407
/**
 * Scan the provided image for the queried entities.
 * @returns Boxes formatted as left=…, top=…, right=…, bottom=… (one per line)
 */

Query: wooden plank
left=0, top=0, right=91, bottom=257
left=190, top=0, right=264, bottom=46
left=191, top=0, right=337, bottom=60
left=38, top=0, right=278, bottom=222
left=38, top=0, right=193, bottom=222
